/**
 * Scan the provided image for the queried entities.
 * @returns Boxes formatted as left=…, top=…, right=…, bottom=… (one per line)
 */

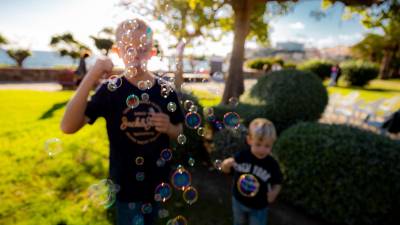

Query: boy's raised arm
left=60, top=58, right=113, bottom=134
left=221, top=157, right=235, bottom=174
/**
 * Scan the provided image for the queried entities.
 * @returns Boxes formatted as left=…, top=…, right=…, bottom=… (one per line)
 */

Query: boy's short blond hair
left=248, top=118, right=277, bottom=142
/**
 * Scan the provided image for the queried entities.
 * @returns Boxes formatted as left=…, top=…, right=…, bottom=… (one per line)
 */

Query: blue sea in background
left=0, top=48, right=212, bottom=72
left=0, top=48, right=77, bottom=68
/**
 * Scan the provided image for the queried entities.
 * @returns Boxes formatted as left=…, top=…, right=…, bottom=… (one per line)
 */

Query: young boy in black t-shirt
left=221, top=118, right=283, bottom=225
left=61, top=19, right=184, bottom=225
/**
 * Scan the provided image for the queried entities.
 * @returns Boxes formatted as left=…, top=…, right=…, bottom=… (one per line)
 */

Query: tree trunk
left=379, top=44, right=398, bottom=79
left=175, top=41, right=185, bottom=92
left=221, top=0, right=253, bottom=104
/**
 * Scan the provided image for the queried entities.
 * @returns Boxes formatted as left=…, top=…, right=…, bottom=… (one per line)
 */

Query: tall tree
left=0, top=33, right=7, bottom=46
left=351, top=33, right=385, bottom=63
left=328, top=0, right=400, bottom=79
left=49, top=33, right=91, bottom=62
left=90, top=27, right=115, bottom=56
left=6, top=49, right=31, bottom=68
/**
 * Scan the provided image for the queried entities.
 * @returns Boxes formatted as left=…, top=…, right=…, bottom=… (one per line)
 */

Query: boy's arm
left=221, top=157, right=235, bottom=174
left=60, top=57, right=113, bottom=134
left=267, top=184, right=282, bottom=204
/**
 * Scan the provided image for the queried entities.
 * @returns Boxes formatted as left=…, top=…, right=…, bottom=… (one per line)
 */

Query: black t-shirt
left=232, top=148, right=283, bottom=209
left=85, top=76, right=184, bottom=202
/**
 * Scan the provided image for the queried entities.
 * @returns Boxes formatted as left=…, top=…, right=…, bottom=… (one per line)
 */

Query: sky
left=0, top=0, right=377, bottom=57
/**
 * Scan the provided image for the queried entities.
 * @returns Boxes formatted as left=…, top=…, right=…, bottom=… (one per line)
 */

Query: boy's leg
left=248, top=207, right=268, bottom=225
left=232, top=197, right=249, bottom=225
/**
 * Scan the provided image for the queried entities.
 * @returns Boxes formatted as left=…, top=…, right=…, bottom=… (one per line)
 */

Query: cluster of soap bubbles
left=87, top=179, right=120, bottom=209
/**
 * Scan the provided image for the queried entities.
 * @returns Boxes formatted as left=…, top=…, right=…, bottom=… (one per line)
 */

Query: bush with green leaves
left=210, top=126, right=248, bottom=162
left=213, top=69, right=328, bottom=134
left=340, top=60, right=379, bottom=87
left=251, top=69, right=328, bottom=133
left=274, top=122, right=400, bottom=225
left=245, top=57, right=284, bottom=71
left=298, top=59, right=333, bottom=80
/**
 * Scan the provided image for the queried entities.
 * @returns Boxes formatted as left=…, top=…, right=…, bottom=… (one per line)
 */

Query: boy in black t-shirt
left=221, top=118, right=283, bottom=225
left=61, top=19, right=184, bottom=225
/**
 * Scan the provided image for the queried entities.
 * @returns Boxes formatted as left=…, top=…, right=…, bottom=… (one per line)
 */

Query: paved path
left=0, top=82, right=63, bottom=91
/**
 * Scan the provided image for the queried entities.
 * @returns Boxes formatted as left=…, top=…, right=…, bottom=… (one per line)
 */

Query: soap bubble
left=132, top=215, right=144, bottom=225
left=126, top=94, right=140, bottom=109
left=167, top=102, right=177, bottom=112
left=188, top=157, right=195, bottom=167
left=177, top=134, right=187, bottom=145
left=172, top=215, right=188, bottom=225
left=107, top=75, right=122, bottom=91
left=237, top=174, right=260, bottom=197
left=135, top=156, right=144, bottom=165
left=183, top=186, right=198, bottom=205
left=137, top=80, right=147, bottom=91
left=214, top=159, right=222, bottom=170
left=141, top=202, right=152, bottom=214
left=136, top=172, right=145, bottom=181
left=185, top=112, right=202, bottom=129
left=141, top=93, right=149, bottom=102
left=160, top=148, right=173, bottom=161
left=223, top=112, right=240, bottom=129
left=211, top=71, right=224, bottom=82
left=188, top=105, right=198, bottom=112
left=183, top=100, right=194, bottom=111
left=228, top=97, right=239, bottom=107
left=44, top=138, right=63, bottom=157
left=158, top=208, right=169, bottom=219
left=197, top=127, right=205, bottom=136
left=154, top=182, right=172, bottom=202
left=156, top=158, right=166, bottom=167
left=171, top=167, right=191, bottom=190
left=87, top=179, right=119, bottom=209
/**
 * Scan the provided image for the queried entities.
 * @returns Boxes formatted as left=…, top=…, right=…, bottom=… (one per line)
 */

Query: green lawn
left=327, top=79, right=400, bottom=103
left=0, top=90, right=231, bottom=225
left=0, top=78, right=398, bottom=224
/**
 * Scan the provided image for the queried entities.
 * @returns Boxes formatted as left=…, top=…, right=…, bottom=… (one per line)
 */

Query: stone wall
left=0, top=68, right=74, bottom=82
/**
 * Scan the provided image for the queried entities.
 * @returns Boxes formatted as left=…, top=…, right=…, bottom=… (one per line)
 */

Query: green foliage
left=90, top=27, right=115, bottom=56
left=249, top=69, right=328, bottom=133
left=340, top=60, right=379, bottom=87
left=245, top=57, right=284, bottom=70
left=274, top=122, right=400, bottom=225
left=0, top=33, right=8, bottom=45
left=210, top=126, right=248, bottom=162
left=298, top=59, right=333, bottom=80
left=6, top=49, right=32, bottom=67
left=350, top=33, right=385, bottom=63
left=50, top=33, right=91, bottom=60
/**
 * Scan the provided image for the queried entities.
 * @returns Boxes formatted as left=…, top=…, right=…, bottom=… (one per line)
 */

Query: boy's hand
left=221, top=157, right=235, bottom=174
left=150, top=112, right=171, bottom=133
left=89, top=57, right=114, bottom=80
left=267, top=184, right=282, bottom=204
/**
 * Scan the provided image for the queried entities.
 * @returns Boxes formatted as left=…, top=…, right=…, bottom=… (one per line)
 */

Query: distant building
left=276, top=41, right=304, bottom=51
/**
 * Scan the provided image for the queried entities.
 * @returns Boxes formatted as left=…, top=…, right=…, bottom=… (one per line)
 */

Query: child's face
left=247, top=135, right=274, bottom=159
left=115, top=20, right=154, bottom=66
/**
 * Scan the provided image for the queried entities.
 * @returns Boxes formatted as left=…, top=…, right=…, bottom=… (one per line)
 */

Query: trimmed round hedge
left=249, top=69, right=328, bottom=133
left=340, top=60, right=379, bottom=87
left=298, top=59, right=333, bottom=80
left=274, top=122, right=400, bottom=225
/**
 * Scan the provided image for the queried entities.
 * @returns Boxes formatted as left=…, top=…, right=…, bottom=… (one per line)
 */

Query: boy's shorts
left=232, top=197, right=269, bottom=225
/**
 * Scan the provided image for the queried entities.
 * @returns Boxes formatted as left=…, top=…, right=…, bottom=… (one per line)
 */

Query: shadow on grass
left=331, top=85, right=400, bottom=93
left=39, top=101, right=68, bottom=120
